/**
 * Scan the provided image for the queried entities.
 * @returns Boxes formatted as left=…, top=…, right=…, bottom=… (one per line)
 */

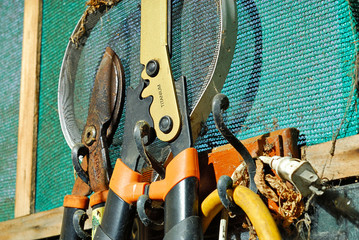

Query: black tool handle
left=60, top=207, right=83, bottom=240
left=163, top=177, right=203, bottom=240
left=93, top=189, right=135, bottom=240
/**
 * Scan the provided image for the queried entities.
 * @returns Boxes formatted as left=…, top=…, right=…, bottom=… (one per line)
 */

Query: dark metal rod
left=212, top=93, right=257, bottom=193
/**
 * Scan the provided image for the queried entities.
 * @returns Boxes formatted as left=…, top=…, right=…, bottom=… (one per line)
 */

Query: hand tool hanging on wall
left=94, top=0, right=238, bottom=239
left=60, top=47, right=125, bottom=240
left=58, top=0, right=238, bottom=238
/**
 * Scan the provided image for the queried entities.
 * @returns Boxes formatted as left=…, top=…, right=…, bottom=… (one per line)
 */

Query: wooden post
left=15, top=0, right=42, bottom=217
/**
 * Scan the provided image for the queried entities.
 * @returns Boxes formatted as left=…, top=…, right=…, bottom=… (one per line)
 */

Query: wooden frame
left=15, top=0, right=42, bottom=218
left=1, top=0, right=359, bottom=239
left=302, top=134, right=359, bottom=180
left=0, top=207, right=64, bottom=239
left=0, top=207, right=91, bottom=239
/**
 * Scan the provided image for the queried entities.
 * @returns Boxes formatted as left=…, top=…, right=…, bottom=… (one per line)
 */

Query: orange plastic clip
left=109, top=148, right=200, bottom=204
left=149, top=148, right=200, bottom=201
left=90, top=190, right=109, bottom=207
left=109, top=159, right=149, bottom=204
left=63, top=195, right=89, bottom=209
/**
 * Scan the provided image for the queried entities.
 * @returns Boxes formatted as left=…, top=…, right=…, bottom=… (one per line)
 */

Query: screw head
left=146, top=60, right=159, bottom=77
left=159, top=116, right=173, bottom=134
left=84, top=125, right=96, bottom=146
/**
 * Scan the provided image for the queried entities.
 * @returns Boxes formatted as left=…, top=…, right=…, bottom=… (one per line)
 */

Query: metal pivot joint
left=146, top=60, right=160, bottom=77
left=84, top=125, right=96, bottom=146
left=159, top=115, right=173, bottom=134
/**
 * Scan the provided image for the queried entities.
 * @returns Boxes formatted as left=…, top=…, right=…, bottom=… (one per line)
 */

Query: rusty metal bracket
left=208, top=128, right=300, bottom=182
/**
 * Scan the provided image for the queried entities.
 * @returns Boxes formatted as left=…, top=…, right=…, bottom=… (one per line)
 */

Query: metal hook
left=137, top=194, right=152, bottom=227
left=134, top=120, right=166, bottom=178
left=71, top=143, right=90, bottom=186
left=212, top=93, right=257, bottom=193
left=73, top=209, right=91, bottom=240
left=137, top=194, right=164, bottom=228
left=217, top=175, right=242, bottom=216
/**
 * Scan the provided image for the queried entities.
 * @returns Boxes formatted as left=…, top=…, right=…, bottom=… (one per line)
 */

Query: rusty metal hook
left=134, top=120, right=166, bottom=179
left=72, top=143, right=90, bottom=186
left=212, top=93, right=257, bottom=193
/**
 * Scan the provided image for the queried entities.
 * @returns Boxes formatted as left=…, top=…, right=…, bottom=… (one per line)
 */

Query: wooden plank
left=15, top=0, right=42, bottom=217
left=0, top=207, right=91, bottom=240
left=302, top=134, right=359, bottom=180
left=0, top=207, right=63, bottom=240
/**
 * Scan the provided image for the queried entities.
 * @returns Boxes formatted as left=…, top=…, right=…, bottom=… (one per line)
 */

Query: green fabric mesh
left=35, top=0, right=359, bottom=213
left=196, top=0, right=359, bottom=150
left=36, top=1, right=86, bottom=212
left=0, top=1, right=23, bottom=222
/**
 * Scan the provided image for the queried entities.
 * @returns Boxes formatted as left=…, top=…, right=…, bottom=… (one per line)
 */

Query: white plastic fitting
left=259, top=156, right=324, bottom=197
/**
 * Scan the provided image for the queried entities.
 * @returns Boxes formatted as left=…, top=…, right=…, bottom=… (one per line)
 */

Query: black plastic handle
left=93, top=189, right=135, bottom=240
left=60, top=207, right=83, bottom=240
left=163, top=177, right=203, bottom=240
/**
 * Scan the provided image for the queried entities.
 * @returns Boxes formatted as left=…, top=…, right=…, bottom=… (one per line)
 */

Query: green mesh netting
left=0, top=1, right=23, bottom=222
left=36, top=1, right=86, bottom=212
left=196, top=0, right=359, bottom=151
left=36, top=0, right=359, bottom=212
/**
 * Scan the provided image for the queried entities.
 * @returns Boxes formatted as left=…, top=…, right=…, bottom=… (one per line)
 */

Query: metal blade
left=190, top=0, right=238, bottom=142
left=119, top=80, right=154, bottom=171
left=58, top=7, right=111, bottom=149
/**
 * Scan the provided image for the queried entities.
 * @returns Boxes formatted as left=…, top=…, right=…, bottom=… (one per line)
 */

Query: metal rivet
left=159, top=116, right=173, bottom=134
left=146, top=60, right=159, bottom=77
left=84, top=125, right=96, bottom=146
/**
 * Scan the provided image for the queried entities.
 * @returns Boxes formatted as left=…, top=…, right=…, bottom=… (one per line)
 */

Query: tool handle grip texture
left=60, top=207, right=83, bottom=240
left=164, top=177, right=203, bottom=240
left=93, top=189, right=135, bottom=240
left=60, top=195, right=89, bottom=240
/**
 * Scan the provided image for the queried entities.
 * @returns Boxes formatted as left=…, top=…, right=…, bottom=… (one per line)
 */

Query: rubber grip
left=93, top=189, right=135, bottom=240
left=163, top=216, right=203, bottom=240
left=60, top=207, right=82, bottom=240
left=164, top=177, right=203, bottom=239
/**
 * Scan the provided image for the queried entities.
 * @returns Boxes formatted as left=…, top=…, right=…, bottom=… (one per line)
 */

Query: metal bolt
left=84, top=125, right=96, bottom=146
left=146, top=60, right=159, bottom=77
left=159, top=116, right=173, bottom=134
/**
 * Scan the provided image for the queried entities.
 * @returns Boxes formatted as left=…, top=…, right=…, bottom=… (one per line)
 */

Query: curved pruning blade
left=190, top=0, right=238, bottom=142
left=58, top=7, right=112, bottom=149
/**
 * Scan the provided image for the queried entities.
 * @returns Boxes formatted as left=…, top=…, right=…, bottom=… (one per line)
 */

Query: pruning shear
left=94, top=0, right=237, bottom=239
left=59, top=47, right=125, bottom=239
left=58, top=0, right=238, bottom=239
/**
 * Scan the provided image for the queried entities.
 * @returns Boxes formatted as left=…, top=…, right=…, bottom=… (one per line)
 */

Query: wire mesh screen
left=0, top=1, right=23, bottom=222
left=196, top=0, right=359, bottom=151
left=36, top=1, right=86, bottom=212
left=36, top=0, right=359, bottom=212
